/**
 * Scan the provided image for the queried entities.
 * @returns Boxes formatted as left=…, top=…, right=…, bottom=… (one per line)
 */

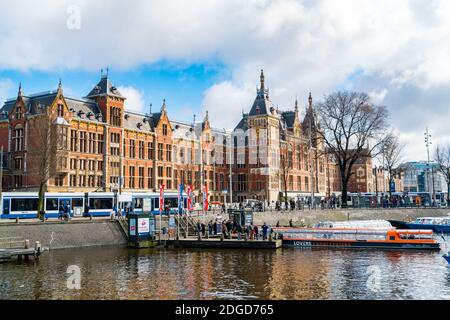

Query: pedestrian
left=276, top=220, right=280, bottom=228
left=58, top=204, right=64, bottom=220
left=289, top=219, right=293, bottom=228
left=208, top=221, right=213, bottom=235
left=63, top=203, right=70, bottom=221
left=254, top=225, right=259, bottom=240
left=201, top=223, right=206, bottom=236
left=262, top=222, right=269, bottom=240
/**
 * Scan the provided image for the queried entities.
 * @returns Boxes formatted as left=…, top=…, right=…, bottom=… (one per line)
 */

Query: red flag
left=203, top=184, right=209, bottom=211
left=159, top=184, right=165, bottom=213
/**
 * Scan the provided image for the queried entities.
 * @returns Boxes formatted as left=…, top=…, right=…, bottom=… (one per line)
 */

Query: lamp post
left=424, top=128, right=435, bottom=206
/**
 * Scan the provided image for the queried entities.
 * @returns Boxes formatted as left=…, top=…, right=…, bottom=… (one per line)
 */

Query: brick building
left=0, top=71, right=344, bottom=204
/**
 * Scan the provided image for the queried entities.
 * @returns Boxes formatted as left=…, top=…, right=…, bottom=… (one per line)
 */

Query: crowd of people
left=196, top=219, right=273, bottom=240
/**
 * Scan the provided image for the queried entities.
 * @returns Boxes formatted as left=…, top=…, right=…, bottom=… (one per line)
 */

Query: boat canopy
left=314, top=220, right=394, bottom=229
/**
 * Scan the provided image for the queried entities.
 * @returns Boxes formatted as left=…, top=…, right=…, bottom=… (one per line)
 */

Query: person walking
left=58, top=204, right=64, bottom=220
left=262, top=222, right=269, bottom=240
left=254, top=225, right=259, bottom=240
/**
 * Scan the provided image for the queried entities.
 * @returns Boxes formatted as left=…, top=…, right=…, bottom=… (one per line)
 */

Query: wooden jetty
left=165, top=237, right=282, bottom=249
left=0, top=237, right=44, bottom=262
left=0, top=248, right=42, bottom=261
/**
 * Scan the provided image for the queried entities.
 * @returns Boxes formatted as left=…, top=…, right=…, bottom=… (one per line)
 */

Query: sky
left=1, top=0, right=450, bottom=162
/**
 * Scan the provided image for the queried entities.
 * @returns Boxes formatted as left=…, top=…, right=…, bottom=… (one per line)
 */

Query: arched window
left=57, top=104, right=64, bottom=117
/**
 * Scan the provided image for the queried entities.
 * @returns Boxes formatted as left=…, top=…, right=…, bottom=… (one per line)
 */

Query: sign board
left=138, top=218, right=150, bottom=234
left=169, top=216, right=176, bottom=230
left=143, top=198, right=152, bottom=212
left=118, top=194, right=132, bottom=203
left=129, top=219, right=136, bottom=236
left=245, top=213, right=253, bottom=226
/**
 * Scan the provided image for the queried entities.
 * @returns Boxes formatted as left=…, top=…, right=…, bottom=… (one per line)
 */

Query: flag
left=178, top=184, right=184, bottom=214
left=187, top=184, right=192, bottom=211
left=159, top=184, right=165, bottom=214
left=203, top=184, right=209, bottom=211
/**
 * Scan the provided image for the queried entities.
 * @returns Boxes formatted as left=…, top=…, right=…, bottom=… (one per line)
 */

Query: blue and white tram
left=1, top=192, right=86, bottom=219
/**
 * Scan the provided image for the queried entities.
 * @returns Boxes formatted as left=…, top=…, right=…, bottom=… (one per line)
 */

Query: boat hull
left=444, top=255, right=450, bottom=264
left=281, top=239, right=440, bottom=251
left=406, top=223, right=450, bottom=233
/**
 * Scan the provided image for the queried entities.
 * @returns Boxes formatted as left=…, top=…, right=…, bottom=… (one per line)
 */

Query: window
left=148, top=142, right=154, bottom=160
left=138, top=167, right=144, bottom=188
left=148, top=167, right=154, bottom=189
left=13, top=175, right=23, bottom=187
left=138, top=141, right=144, bottom=159
left=79, top=132, right=87, bottom=153
left=58, top=126, right=68, bottom=150
left=70, top=131, right=78, bottom=152
left=129, top=139, right=135, bottom=158
left=166, top=144, right=172, bottom=162
left=158, top=143, right=164, bottom=160
left=110, top=107, right=122, bottom=126
left=129, top=166, right=135, bottom=188
left=57, top=104, right=64, bottom=117
left=162, top=124, right=168, bottom=135
left=13, top=127, right=24, bottom=152
left=55, top=175, right=64, bottom=186
left=14, top=158, right=23, bottom=170
left=15, top=107, right=23, bottom=120
left=97, top=134, right=104, bottom=153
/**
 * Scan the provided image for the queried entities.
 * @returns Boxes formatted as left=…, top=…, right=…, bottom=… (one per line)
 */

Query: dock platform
left=165, top=238, right=282, bottom=249
left=0, top=248, right=42, bottom=261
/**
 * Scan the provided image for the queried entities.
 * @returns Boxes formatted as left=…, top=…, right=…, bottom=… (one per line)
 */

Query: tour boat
left=275, top=224, right=440, bottom=250
left=405, top=217, right=450, bottom=234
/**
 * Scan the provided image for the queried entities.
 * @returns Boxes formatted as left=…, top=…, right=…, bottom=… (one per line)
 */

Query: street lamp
left=424, top=128, right=435, bottom=206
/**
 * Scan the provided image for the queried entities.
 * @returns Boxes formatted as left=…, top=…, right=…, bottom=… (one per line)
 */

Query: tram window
left=72, top=198, right=83, bottom=208
left=46, top=198, right=59, bottom=211
left=11, top=198, right=38, bottom=212
left=133, top=198, right=143, bottom=209
left=89, top=198, right=113, bottom=209
left=165, top=198, right=178, bottom=208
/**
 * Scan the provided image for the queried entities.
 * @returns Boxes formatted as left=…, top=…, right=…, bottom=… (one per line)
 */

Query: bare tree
left=435, top=145, right=450, bottom=206
left=27, top=115, right=64, bottom=216
left=380, top=133, right=405, bottom=199
left=279, top=151, right=290, bottom=210
left=315, top=91, right=389, bottom=208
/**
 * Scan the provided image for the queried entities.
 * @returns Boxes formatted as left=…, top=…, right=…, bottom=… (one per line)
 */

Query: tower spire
left=18, top=82, right=23, bottom=97
left=204, top=110, right=209, bottom=122
left=161, top=98, right=167, bottom=113
left=295, top=97, right=299, bottom=113
left=58, top=79, right=63, bottom=93
left=308, top=92, right=313, bottom=109
left=260, top=69, right=265, bottom=90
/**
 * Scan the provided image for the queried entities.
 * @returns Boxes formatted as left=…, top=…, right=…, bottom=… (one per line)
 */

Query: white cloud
left=368, top=89, right=388, bottom=104
left=1, top=0, right=450, bottom=162
left=0, top=78, right=14, bottom=104
left=117, top=86, right=144, bottom=113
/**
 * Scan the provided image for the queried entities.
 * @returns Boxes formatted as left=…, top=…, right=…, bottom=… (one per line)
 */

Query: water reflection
left=1, top=246, right=450, bottom=300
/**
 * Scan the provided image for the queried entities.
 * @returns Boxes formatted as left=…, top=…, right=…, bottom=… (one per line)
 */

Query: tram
left=0, top=191, right=193, bottom=219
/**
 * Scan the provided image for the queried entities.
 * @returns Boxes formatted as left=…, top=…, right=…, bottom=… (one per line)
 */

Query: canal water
left=1, top=246, right=450, bottom=299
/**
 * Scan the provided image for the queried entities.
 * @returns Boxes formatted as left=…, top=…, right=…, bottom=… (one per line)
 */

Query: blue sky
left=0, top=62, right=230, bottom=121
left=2, top=0, right=450, bottom=161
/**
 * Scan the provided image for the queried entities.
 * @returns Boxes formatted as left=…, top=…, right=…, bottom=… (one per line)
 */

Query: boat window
left=46, top=198, right=59, bottom=211
left=11, top=198, right=38, bottom=212
left=389, top=236, right=395, bottom=241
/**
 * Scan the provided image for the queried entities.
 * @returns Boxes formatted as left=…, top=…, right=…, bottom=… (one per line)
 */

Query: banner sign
left=138, top=217, right=150, bottom=234
left=178, top=184, right=184, bottom=214
left=149, top=215, right=155, bottom=236
left=159, top=184, right=165, bottom=213
left=129, top=219, right=136, bottom=236
left=203, top=184, right=209, bottom=211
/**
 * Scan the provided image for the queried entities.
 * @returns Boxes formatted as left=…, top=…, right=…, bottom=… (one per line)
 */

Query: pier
left=0, top=237, right=44, bottom=261
left=165, top=237, right=282, bottom=249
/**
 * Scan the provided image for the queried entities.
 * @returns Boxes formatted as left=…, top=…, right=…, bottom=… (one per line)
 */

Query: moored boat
left=275, top=227, right=440, bottom=250
left=444, top=253, right=450, bottom=265
left=406, top=217, right=450, bottom=233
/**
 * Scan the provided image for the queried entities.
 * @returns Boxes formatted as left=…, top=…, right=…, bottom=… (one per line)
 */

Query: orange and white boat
left=274, top=220, right=440, bottom=251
